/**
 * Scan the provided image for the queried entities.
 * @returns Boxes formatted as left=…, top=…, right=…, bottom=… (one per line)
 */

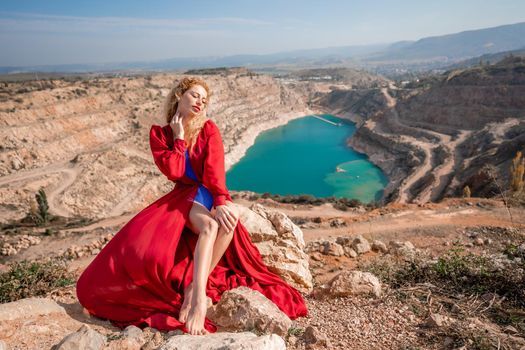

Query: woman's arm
left=149, top=124, right=186, bottom=181
left=202, top=127, right=233, bottom=208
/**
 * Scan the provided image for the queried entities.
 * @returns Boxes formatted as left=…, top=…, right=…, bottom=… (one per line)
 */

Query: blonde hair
left=163, top=77, right=212, bottom=151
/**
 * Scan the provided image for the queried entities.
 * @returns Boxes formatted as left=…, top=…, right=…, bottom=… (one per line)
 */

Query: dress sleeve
left=202, top=126, right=232, bottom=208
left=149, top=125, right=187, bottom=182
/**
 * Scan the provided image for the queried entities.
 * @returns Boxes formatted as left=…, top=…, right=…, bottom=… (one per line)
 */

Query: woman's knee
left=200, top=218, right=219, bottom=237
left=188, top=202, right=219, bottom=236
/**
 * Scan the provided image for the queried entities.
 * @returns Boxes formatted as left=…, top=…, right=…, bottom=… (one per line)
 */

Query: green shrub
left=361, top=244, right=525, bottom=307
left=0, top=259, right=76, bottom=303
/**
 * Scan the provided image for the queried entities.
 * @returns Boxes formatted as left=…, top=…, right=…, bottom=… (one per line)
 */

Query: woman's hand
left=214, top=201, right=239, bottom=234
left=170, top=109, right=184, bottom=140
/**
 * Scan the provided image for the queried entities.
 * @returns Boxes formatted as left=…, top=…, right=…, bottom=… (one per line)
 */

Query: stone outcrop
left=347, top=122, right=425, bottom=203
left=239, top=203, right=313, bottom=292
left=307, top=235, right=390, bottom=259
left=0, top=297, right=66, bottom=321
left=0, top=71, right=316, bottom=222
left=53, top=324, right=106, bottom=350
left=346, top=58, right=525, bottom=203
left=304, top=325, right=332, bottom=349
left=316, top=270, right=382, bottom=298
left=351, top=235, right=371, bottom=254
left=207, top=286, right=292, bottom=336
left=158, top=332, right=286, bottom=350
left=388, top=240, right=418, bottom=259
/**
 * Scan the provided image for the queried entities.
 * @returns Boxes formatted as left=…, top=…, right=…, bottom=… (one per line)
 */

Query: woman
left=76, top=77, right=308, bottom=336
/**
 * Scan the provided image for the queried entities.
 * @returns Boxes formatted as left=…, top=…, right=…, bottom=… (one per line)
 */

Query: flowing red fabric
left=76, top=119, right=308, bottom=333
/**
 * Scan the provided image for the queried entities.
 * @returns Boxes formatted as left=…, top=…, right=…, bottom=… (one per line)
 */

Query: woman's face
left=178, top=84, right=208, bottom=119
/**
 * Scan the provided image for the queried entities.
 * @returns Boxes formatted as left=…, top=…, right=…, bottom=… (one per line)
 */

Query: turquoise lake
left=225, top=114, right=388, bottom=204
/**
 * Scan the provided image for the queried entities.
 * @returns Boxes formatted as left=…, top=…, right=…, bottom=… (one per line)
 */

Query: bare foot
left=185, top=297, right=209, bottom=335
left=178, top=282, right=193, bottom=323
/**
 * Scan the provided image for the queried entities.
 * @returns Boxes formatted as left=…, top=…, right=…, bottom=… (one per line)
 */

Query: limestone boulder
left=389, top=241, right=417, bottom=259
left=343, top=246, right=358, bottom=258
left=237, top=204, right=278, bottom=242
left=249, top=203, right=305, bottom=249
left=321, top=241, right=344, bottom=256
left=352, top=235, right=371, bottom=254
left=158, top=331, right=286, bottom=350
left=318, top=270, right=382, bottom=298
left=237, top=204, right=313, bottom=292
left=254, top=240, right=313, bottom=292
left=304, top=325, right=331, bottom=349
left=372, top=240, right=388, bottom=253
left=53, top=324, right=106, bottom=350
left=207, top=286, right=292, bottom=336
left=0, top=297, right=66, bottom=321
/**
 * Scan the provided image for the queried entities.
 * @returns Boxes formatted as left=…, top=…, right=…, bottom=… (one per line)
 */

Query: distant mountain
left=443, top=47, right=525, bottom=70
left=0, top=44, right=387, bottom=75
left=367, top=22, right=525, bottom=62
left=2, top=22, right=525, bottom=75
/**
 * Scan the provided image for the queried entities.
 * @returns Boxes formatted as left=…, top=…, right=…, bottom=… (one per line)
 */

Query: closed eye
left=191, top=92, right=207, bottom=104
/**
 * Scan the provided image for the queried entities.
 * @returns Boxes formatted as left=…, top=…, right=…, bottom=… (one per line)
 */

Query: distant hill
left=367, top=22, right=525, bottom=62
left=443, top=47, right=525, bottom=70
left=0, top=44, right=387, bottom=75
left=2, top=22, right=525, bottom=75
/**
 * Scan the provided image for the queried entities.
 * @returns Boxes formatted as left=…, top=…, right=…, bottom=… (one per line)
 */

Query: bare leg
left=184, top=203, right=217, bottom=335
left=178, top=202, right=237, bottom=326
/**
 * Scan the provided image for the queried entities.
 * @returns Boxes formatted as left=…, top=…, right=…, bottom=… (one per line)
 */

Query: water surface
left=226, top=114, right=388, bottom=203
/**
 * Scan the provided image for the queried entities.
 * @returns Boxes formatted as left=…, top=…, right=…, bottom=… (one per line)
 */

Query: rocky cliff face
left=1, top=58, right=523, bottom=221
left=450, top=119, right=525, bottom=197
left=396, top=56, right=525, bottom=131
left=314, top=87, right=388, bottom=125
left=0, top=70, right=316, bottom=222
left=333, top=57, right=525, bottom=203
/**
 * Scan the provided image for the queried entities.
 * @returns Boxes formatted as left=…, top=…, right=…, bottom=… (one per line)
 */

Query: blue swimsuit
left=184, top=149, right=214, bottom=211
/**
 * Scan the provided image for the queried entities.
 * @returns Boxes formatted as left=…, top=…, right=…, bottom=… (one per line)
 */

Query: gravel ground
left=286, top=293, right=425, bottom=350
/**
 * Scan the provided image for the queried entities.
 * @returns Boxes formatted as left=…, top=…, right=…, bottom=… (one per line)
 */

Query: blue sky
left=1, top=0, right=524, bottom=66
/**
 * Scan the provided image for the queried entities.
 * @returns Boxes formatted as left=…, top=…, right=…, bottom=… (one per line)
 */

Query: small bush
left=361, top=245, right=525, bottom=307
left=287, top=326, right=304, bottom=337
left=510, top=151, right=525, bottom=192
left=0, top=259, right=76, bottom=303
left=463, top=185, right=471, bottom=198
left=35, top=188, right=51, bottom=225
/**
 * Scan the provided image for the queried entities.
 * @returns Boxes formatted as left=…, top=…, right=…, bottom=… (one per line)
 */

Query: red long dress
left=76, top=118, right=308, bottom=333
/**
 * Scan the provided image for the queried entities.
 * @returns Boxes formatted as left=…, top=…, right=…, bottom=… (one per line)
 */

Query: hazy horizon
left=1, top=0, right=525, bottom=67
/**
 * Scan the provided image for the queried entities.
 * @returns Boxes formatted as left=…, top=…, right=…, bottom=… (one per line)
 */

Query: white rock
left=304, top=325, right=331, bottom=347
left=372, top=240, right=388, bottom=253
left=122, top=325, right=144, bottom=343
left=250, top=203, right=305, bottom=249
left=425, top=313, right=455, bottom=328
left=389, top=241, right=416, bottom=258
left=207, top=286, right=292, bottom=336
left=321, top=241, right=344, bottom=256
left=11, top=154, right=25, bottom=170
left=254, top=240, right=313, bottom=292
left=344, top=246, right=358, bottom=258
left=322, top=270, right=381, bottom=298
left=158, top=331, right=286, bottom=350
left=54, top=324, right=106, bottom=350
left=237, top=205, right=278, bottom=242
left=352, top=235, right=371, bottom=254
left=0, top=297, right=66, bottom=321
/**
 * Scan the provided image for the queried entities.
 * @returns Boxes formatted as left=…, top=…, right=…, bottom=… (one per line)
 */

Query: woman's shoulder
left=203, top=118, right=221, bottom=135
left=150, top=123, right=170, bottom=131
left=149, top=124, right=172, bottom=141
